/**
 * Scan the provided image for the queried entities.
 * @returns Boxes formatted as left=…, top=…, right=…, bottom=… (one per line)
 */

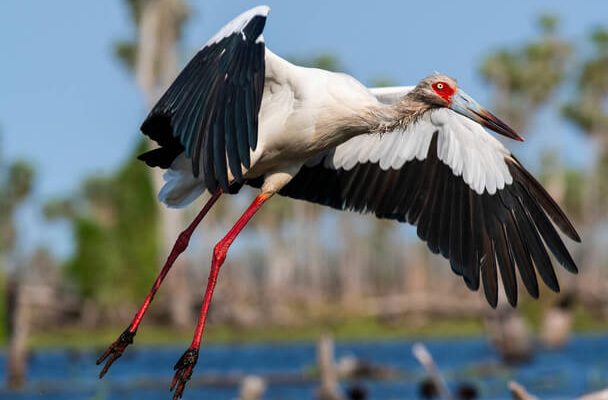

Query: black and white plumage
left=139, top=6, right=580, bottom=307
left=274, top=88, right=579, bottom=307
left=140, top=6, right=267, bottom=193
left=98, top=6, right=582, bottom=398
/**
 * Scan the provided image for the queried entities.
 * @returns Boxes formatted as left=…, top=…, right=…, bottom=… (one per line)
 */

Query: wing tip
left=506, top=294, right=518, bottom=308
left=141, top=112, right=173, bottom=143
left=507, top=157, right=582, bottom=243
left=252, top=5, right=271, bottom=16
left=204, top=5, right=270, bottom=48
left=487, top=297, right=498, bottom=309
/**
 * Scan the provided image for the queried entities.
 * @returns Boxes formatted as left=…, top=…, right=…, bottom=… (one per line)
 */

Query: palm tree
left=561, top=28, right=608, bottom=296
left=478, top=14, right=574, bottom=306
left=562, top=28, right=608, bottom=219
left=0, top=142, right=35, bottom=388
left=115, top=0, right=192, bottom=327
left=480, top=14, right=571, bottom=132
left=480, top=13, right=573, bottom=210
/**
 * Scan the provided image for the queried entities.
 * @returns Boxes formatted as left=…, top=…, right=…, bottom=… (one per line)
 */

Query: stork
left=97, top=6, right=580, bottom=399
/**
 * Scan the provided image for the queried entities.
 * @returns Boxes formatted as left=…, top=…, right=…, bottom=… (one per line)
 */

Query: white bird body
left=162, top=48, right=382, bottom=202
left=163, top=49, right=516, bottom=205
left=100, top=6, right=581, bottom=398
left=161, top=47, right=514, bottom=205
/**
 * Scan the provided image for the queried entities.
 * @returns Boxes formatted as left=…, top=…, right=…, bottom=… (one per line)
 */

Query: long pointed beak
left=449, top=90, right=524, bottom=142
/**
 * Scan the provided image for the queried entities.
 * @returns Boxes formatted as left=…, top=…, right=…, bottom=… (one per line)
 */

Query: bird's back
left=252, top=50, right=380, bottom=175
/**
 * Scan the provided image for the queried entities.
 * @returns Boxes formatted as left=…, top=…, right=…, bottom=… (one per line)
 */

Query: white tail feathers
left=158, top=154, right=206, bottom=208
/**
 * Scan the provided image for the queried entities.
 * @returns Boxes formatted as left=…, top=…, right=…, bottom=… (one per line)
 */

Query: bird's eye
left=432, top=81, right=453, bottom=96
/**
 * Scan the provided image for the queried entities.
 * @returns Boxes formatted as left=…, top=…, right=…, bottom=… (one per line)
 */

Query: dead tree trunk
left=7, top=275, right=30, bottom=389
left=136, top=0, right=191, bottom=327
left=317, top=335, right=343, bottom=400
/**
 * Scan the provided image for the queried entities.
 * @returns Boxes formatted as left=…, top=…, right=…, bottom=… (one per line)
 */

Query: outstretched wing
left=139, top=6, right=269, bottom=193
left=279, top=98, right=580, bottom=307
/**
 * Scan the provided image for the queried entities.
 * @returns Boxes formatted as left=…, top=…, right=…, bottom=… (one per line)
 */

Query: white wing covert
left=325, top=109, right=512, bottom=195
left=281, top=101, right=580, bottom=307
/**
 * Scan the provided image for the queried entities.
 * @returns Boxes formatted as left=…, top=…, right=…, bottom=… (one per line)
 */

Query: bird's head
left=412, top=74, right=524, bottom=141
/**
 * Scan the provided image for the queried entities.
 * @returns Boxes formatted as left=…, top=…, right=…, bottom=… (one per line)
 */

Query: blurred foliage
left=114, top=42, right=137, bottom=73
left=0, top=137, right=35, bottom=344
left=114, top=0, right=190, bottom=74
left=46, top=140, right=159, bottom=307
left=113, top=0, right=145, bottom=72
left=289, top=53, right=344, bottom=73
left=47, top=0, right=191, bottom=312
left=480, top=14, right=571, bottom=131
left=0, top=156, right=35, bottom=255
left=562, top=27, right=608, bottom=216
left=562, top=169, right=586, bottom=222
left=369, top=76, right=398, bottom=88
left=26, top=297, right=608, bottom=348
left=43, top=198, right=76, bottom=220
left=28, top=316, right=485, bottom=348
left=538, top=152, right=585, bottom=222
left=562, top=28, right=608, bottom=133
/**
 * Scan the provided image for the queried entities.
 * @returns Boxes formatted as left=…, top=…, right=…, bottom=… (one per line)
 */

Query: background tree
left=561, top=28, right=608, bottom=299
left=562, top=28, right=608, bottom=220
left=45, top=140, right=158, bottom=323
left=0, top=138, right=35, bottom=388
left=115, top=0, right=192, bottom=327
left=0, top=162, right=34, bottom=263
left=480, top=14, right=571, bottom=132
left=480, top=13, right=573, bottom=215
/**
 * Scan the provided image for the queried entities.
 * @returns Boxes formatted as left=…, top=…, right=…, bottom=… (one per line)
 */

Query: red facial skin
left=432, top=82, right=456, bottom=105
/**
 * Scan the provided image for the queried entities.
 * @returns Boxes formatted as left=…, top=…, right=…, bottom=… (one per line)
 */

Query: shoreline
left=10, top=311, right=608, bottom=350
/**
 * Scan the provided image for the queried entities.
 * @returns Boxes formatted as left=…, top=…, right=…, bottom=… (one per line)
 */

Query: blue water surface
left=0, top=334, right=606, bottom=399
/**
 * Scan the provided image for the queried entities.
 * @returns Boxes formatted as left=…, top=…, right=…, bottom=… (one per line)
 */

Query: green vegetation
left=0, top=141, right=35, bottom=341
left=480, top=14, right=571, bottom=132
left=28, top=317, right=484, bottom=349
left=45, top=140, right=159, bottom=307
left=562, top=27, right=608, bottom=218
left=25, top=305, right=608, bottom=349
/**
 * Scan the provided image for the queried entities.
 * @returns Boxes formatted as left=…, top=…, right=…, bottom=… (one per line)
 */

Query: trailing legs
left=170, top=192, right=273, bottom=399
left=96, top=189, right=222, bottom=377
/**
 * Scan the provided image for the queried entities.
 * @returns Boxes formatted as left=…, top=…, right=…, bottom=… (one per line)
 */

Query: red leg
left=170, top=192, right=272, bottom=399
left=97, top=189, right=222, bottom=378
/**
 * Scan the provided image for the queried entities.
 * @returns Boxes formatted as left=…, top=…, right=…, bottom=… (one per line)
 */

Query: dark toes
left=170, top=348, right=199, bottom=399
left=96, top=328, right=136, bottom=378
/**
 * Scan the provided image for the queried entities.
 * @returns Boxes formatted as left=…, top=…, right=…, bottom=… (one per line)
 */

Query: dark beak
left=449, top=90, right=524, bottom=142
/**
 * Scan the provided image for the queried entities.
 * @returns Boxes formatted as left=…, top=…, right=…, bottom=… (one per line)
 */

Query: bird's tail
left=158, top=154, right=206, bottom=208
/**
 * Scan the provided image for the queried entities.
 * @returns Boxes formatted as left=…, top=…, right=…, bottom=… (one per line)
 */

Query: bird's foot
left=170, top=348, right=199, bottom=400
left=96, top=328, right=136, bottom=378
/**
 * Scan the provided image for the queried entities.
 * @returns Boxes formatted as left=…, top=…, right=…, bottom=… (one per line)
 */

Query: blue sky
left=1, top=1, right=605, bottom=257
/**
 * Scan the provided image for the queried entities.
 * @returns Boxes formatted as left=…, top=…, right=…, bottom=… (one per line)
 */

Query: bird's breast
left=243, top=66, right=379, bottom=180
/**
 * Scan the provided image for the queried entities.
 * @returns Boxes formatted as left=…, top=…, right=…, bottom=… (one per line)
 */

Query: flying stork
left=97, top=5, right=581, bottom=399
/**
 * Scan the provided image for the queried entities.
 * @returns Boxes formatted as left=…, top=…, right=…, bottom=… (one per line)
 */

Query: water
left=1, top=334, right=607, bottom=399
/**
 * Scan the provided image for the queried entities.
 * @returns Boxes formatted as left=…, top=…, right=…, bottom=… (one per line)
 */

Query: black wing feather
left=461, top=190, right=477, bottom=290
left=437, top=173, right=453, bottom=258
left=138, top=13, right=267, bottom=193
left=449, top=177, right=464, bottom=277
left=269, top=132, right=580, bottom=307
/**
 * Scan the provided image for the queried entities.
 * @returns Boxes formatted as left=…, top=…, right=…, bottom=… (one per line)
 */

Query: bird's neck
left=362, top=96, right=433, bottom=135
left=318, top=94, right=433, bottom=151
left=372, top=93, right=433, bottom=133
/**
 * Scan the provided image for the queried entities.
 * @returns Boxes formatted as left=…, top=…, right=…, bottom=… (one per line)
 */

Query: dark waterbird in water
left=96, top=5, right=581, bottom=399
